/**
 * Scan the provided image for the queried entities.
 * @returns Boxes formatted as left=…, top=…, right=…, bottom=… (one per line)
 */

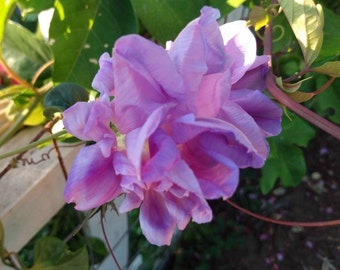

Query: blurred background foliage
left=1, top=0, right=340, bottom=269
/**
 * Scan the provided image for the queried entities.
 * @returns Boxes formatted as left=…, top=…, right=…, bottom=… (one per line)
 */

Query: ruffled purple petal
left=182, top=142, right=239, bottom=199
left=169, top=6, right=225, bottom=91
left=113, top=35, right=182, bottom=133
left=220, top=20, right=257, bottom=84
left=64, top=144, right=121, bottom=210
left=231, top=55, right=269, bottom=90
left=63, top=100, right=115, bottom=142
left=194, top=71, right=231, bottom=117
left=92, top=52, right=115, bottom=99
left=172, top=109, right=268, bottom=168
left=230, top=89, right=282, bottom=136
left=164, top=192, right=212, bottom=230
left=125, top=104, right=170, bottom=172
left=139, top=190, right=176, bottom=246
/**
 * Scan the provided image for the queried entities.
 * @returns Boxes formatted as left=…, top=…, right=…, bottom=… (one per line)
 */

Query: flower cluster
left=63, top=6, right=282, bottom=246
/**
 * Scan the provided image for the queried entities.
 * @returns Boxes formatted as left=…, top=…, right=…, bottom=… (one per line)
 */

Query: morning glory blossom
left=63, top=6, right=282, bottom=246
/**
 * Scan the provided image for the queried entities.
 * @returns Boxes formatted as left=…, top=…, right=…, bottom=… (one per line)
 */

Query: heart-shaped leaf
left=50, top=0, right=138, bottom=88
left=43, top=82, right=89, bottom=118
left=278, top=0, right=323, bottom=67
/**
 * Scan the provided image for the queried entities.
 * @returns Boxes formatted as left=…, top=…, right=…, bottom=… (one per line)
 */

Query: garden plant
left=0, top=0, right=340, bottom=269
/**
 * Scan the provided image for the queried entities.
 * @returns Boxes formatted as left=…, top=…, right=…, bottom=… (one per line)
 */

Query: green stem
left=0, top=130, right=67, bottom=160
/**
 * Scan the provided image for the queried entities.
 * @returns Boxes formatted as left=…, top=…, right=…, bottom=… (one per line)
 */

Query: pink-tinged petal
left=220, top=20, right=257, bottom=84
left=114, top=151, right=138, bottom=176
left=165, top=192, right=212, bottom=230
left=63, top=100, right=115, bottom=142
left=172, top=109, right=268, bottom=168
left=92, top=52, right=115, bottom=99
left=125, top=105, right=170, bottom=172
left=181, top=139, right=239, bottom=199
left=64, top=144, right=121, bottom=211
left=113, top=35, right=182, bottom=133
left=113, top=151, right=146, bottom=199
left=169, top=6, right=225, bottom=90
left=143, top=130, right=205, bottom=196
left=140, top=190, right=176, bottom=246
left=231, top=55, right=269, bottom=90
left=196, top=164, right=239, bottom=199
left=119, top=192, right=143, bottom=213
left=141, top=130, right=180, bottom=184
left=230, top=89, right=282, bottom=136
left=195, top=71, right=231, bottom=117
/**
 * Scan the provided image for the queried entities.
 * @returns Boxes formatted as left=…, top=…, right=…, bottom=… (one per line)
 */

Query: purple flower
left=62, top=6, right=282, bottom=246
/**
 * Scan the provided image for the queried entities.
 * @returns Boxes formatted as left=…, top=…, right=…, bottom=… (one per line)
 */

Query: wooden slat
left=0, top=127, right=79, bottom=252
left=0, top=127, right=129, bottom=269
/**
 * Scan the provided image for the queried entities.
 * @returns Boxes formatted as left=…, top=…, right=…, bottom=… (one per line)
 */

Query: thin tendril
left=226, top=199, right=340, bottom=227
left=272, top=24, right=285, bottom=42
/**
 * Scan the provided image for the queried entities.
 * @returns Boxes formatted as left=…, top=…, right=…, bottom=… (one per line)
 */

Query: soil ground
left=166, top=130, right=340, bottom=270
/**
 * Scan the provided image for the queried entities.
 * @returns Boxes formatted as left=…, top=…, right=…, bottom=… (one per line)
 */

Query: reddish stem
left=264, top=17, right=340, bottom=140
left=266, top=71, right=340, bottom=140
left=226, top=199, right=340, bottom=227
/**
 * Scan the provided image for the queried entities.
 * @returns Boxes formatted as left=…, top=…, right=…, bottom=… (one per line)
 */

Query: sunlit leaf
left=278, top=0, right=323, bottom=66
left=130, top=0, right=205, bottom=44
left=0, top=85, right=28, bottom=99
left=2, top=20, right=52, bottom=81
left=310, top=61, right=340, bottom=77
left=23, top=102, right=45, bottom=126
left=226, top=0, right=246, bottom=8
left=276, top=76, right=311, bottom=93
left=17, top=0, right=55, bottom=17
left=248, top=6, right=269, bottom=31
left=0, top=0, right=17, bottom=56
left=287, top=90, right=314, bottom=103
left=50, top=0, right=138, bottom=88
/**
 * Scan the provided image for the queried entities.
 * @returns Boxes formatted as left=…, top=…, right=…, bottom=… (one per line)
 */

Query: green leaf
left=43, top=82, right=89, bottom=118
left=260, top=112, right=316, bottom=194
left=248, top=5, right=269, bottom=31
left=279, top=112, right=316, bottom=147
left=309, top=76, right=340, bottom=124
left=208, top=0, right=236, bottom=16
left=226, top=0, right=246, bottom=8
left=271, top=11, right=298, bottom=55
left=260, top=158, right=280, bottom=194
left=17, top=0, right=55, bottom=17
left=310, top=61, right=340, bottom=77
left=49, top=0, right=138, bottom=88
left=2, top=20, right=52, bottom=81
left=286, top=90, right=314, bottom=103
left=278, top=0, right=323, bottom=66
left=0, top=0, right=17, bottom=55
left=29, top=236, right=88, bottom=270
left=88, top=237, right=109, bottom=264
left=130, top=0, right=206, bottom=44
left=276, top=76, right=311, bottom=93
left=314, top=8, right=340, bottom=63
